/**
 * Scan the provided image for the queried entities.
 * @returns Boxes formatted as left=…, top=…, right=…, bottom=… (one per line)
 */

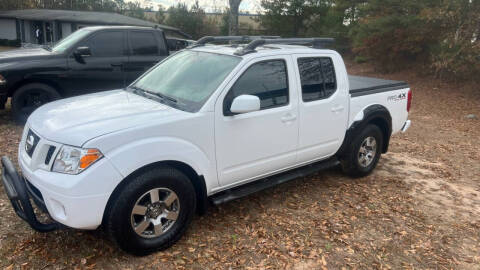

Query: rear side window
left=224, top=60, right=289, bottom=115
left=297, top=57, right=337, bottom=102
left=130, top=31, right=158, bottom=55
left=87, top=31, right=124, bottom=57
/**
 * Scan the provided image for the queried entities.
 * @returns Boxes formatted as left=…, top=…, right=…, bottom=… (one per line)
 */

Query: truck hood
left=0, top=48, right=54, bottom=62
left=28, top=90, right=186, bottom=146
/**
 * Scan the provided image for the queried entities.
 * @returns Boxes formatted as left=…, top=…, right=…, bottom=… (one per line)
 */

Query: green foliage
left=121, top=2, right=146, bottom=20
left=165, top=2, right=219, bottom=39
left=259, top=0, right=323, bottom=37
left=349, top=0, right=441, bottom=71
left=258, top=0, right=351, bottom=51
left=348, top=0, right=479, bottom=78
left=220, top=11, right=230, bottom=35
left=354, top=55, right=369, bottom=63
left=155, top=6, right=166, bottom=24
left=424, top=0, right=480, bottom=81
left=258, top=0, right=478, bottom=81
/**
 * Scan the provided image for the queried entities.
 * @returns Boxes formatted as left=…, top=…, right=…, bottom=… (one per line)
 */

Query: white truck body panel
left=16, top=44, right=411, bottom=229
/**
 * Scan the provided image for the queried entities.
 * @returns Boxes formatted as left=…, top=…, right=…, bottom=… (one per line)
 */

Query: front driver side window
left=223, top=60, right=289, bottom=115
left=83, top=31, right=124, bottom=57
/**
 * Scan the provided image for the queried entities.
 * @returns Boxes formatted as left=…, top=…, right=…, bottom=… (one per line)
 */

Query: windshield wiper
left=146, top=90, right=178, bottom=103
left=128, top=86, right=178, bottom=103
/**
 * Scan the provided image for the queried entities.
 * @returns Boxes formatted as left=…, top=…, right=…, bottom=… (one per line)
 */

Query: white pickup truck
left=1, top=37, right=411, bottom=255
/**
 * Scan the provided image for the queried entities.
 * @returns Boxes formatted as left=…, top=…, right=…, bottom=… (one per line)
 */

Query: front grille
left=45, top=146, right=56, bottom=165
left=25, top=129, right=40, bottom=157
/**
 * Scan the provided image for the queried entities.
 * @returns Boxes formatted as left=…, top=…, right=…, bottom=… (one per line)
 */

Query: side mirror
left=74, top=46, right=91, bottom=57
left=230, top=95, right=261, bottom=114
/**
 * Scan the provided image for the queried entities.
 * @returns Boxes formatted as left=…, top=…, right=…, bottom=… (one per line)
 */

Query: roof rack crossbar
left=234, top=38, right=335, bottom=55
left=189, top=36, right=281, bottom=48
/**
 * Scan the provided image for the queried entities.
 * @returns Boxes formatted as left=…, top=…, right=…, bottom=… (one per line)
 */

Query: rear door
left=125, top=30, right=168, bottom=83
left=215, top=56, right=299, bottom=187
left=66, top=30, right=128, bottom=94
left=293, top=54, right=349, bottom=164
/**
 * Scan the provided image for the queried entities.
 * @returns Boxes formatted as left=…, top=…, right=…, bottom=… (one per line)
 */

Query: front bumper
left=2, top=154, right=122, bottom=230
left=18, top=155, right=121, bottom=230
left=1, top=156, right=59, bottom=232
left=11, top=126, right=125, bottom=230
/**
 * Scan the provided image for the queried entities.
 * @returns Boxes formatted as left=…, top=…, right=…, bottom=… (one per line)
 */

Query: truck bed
left=348, top=75, right=409, bottom=97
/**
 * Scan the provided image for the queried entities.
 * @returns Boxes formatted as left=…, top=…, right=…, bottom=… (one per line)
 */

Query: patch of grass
left=354, top=55, right=370, bottom=63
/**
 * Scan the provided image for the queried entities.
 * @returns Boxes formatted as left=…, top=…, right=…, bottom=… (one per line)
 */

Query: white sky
left=130, top=0, right=262, bottom=13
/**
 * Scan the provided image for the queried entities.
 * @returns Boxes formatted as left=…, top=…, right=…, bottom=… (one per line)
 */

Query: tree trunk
left=229, top=0, right=242, bottom=35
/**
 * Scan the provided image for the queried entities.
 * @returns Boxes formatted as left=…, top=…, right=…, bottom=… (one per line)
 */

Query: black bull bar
left=1, top=156, right=59, bottom=232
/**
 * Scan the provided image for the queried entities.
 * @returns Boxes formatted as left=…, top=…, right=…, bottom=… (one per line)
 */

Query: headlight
left=52, top=145, right=103, bottom=174
left=0, top=74, right=6, bottom=85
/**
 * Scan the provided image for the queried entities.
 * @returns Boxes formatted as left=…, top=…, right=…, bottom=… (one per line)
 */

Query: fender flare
left=104, top=137, right=214, bottom=189
left=100, top=137, right=214, bottom=222
left=336, top=104, right=392, bottom=156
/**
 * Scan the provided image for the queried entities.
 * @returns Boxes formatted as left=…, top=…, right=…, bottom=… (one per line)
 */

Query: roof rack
left=234, top=38, right=335, bottom=55
left=189, top=36, right=281, bottom=48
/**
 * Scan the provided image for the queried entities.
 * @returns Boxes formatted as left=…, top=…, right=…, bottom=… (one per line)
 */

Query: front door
left=66, top=30, right=127, bottom=96
left=215, top=56, right=299, bottom=187
left=293, top=54, right=349, bottom=164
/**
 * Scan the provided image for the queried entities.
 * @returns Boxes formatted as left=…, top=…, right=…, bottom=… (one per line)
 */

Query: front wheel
left=11, top=83, right=61, bottom=123
left=106, top=166, right=196, bottom=255
left=340, top=124, right=384, bottom=177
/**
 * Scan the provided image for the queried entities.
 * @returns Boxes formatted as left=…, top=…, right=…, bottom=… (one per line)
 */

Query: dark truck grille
left=25, top=129, right=40, bottom=157
left=45, top=146, right=56, bottom=165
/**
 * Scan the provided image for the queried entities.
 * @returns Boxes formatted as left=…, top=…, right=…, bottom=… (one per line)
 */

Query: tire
left=340, top=124, right=384, bottom=177
left=106, top=166, right=196, bottom=256
left=11, top=83, right=61, bottom=123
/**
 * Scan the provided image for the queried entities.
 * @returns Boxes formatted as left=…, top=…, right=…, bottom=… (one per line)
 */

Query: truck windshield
left=51, top=29, right=92, bottom=53
left=130, top=50, right=241, bottom=112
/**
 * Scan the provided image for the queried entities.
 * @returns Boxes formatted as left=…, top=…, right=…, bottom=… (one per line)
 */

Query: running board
left=210, top=158, right=340, bottom=205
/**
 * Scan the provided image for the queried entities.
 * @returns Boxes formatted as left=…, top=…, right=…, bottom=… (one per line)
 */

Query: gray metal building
left=0, top=9, right=189, bottom=45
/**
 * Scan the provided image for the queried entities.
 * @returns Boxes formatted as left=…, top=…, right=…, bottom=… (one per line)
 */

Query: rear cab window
left=297, top=57, right=337, bottom=102
left=129, top=31, right=160, bottom=56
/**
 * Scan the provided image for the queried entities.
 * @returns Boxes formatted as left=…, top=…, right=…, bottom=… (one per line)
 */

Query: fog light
left=49, top=198, right=67, bottom=220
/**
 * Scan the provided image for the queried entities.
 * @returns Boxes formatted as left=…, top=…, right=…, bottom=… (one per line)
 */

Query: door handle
left=331, top=105, right=345, bottom=113
left=111, top=63, right=123, bottom=67
left=281, top=113, right=297, bottom=123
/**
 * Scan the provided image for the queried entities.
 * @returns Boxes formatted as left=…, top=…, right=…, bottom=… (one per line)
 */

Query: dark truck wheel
left=106, top=166, right=196, bottom=256
left=12, top=83, right=61, bottom=123
left=340, top=124, right=383, bottom=177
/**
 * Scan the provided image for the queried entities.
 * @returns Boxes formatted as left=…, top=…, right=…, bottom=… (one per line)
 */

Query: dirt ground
left=0, top=47, right=15, bottom=52
left=0, top=61, right=479, bottom=270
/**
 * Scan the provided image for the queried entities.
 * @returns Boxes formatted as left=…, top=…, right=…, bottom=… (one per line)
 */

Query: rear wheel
left=11, top=83, right=61, bottom=123
left=340, top=124, right=383, bottom=177
left=106, top=166, right=196, bottom=256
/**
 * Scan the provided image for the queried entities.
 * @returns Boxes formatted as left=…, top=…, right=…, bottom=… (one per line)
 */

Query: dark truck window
left=88, top=31, right=124, bottom=57
left=297, top=57, right=337, bottom=102
left=224, top=60, right=289, bottom=115
left=131, top=31, right=158, bottom=55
